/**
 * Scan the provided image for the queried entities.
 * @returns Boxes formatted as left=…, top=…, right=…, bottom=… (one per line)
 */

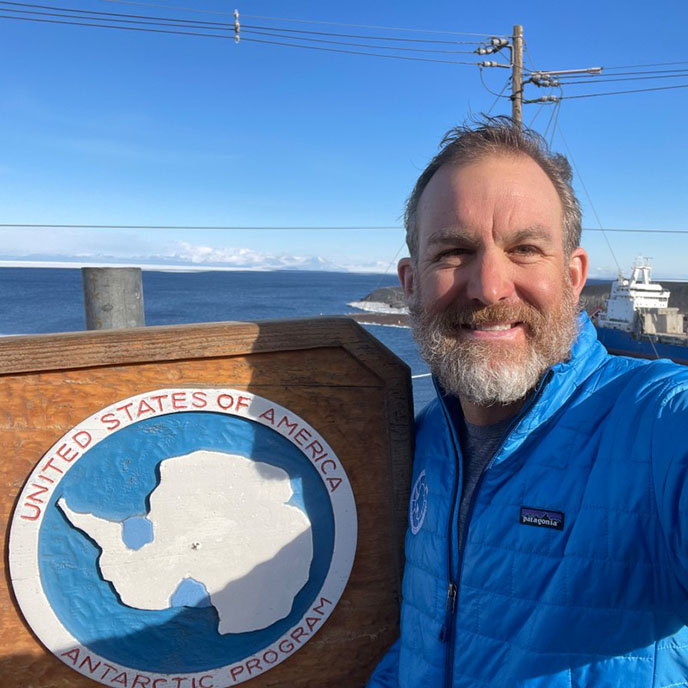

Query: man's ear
left=568, top=247, right=588, bottom=300
left=398, top=257, right=415, bottom=301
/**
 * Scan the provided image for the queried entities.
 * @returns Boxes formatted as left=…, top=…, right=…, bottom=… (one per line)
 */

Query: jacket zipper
left=440, top=370, right=554, bottom=688
left=434, top=381, right=463, bottom=648
left=439, top=582, right=457, bottom=641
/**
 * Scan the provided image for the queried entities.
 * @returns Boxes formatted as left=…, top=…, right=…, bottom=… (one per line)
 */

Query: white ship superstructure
left=597, top=259, right=684, bottom=337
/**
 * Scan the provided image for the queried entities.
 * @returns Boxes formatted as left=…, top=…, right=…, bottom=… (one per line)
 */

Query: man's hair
left=404, top=116, right=582, bottom=261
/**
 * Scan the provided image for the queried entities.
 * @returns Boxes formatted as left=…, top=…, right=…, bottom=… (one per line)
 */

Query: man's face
left=399, top=153, right=588, bottom=407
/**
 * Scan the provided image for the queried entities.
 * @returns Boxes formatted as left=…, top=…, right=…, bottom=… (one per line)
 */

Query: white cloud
left=169, top=242, right=274, bottom=266
left=165, top=241, right=346, bottom=271
left=0, top=231, right=396, bottom=273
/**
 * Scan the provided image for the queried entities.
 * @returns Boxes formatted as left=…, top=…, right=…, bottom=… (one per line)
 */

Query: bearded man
left=367, top=119, right=688, bottom=687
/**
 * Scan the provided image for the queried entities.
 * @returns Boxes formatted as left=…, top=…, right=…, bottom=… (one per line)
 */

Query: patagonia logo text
left=519, top=506, right=564, bottom=531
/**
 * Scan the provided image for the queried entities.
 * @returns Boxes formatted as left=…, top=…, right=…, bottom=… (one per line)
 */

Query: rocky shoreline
left=348, top=281, right=688, bottom=328
left=348, top=311, right=410, bottom=327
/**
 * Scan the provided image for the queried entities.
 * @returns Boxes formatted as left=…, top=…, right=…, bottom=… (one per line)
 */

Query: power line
left=479, top=67, right=511, bottom=98
left=0, top=11, right=481, bottom=65
left=530, top=68, right=688, bottom=80
left=0, top=12, right=230, bottom=37
left=0, top=6, right=232, bottom=32
left=1, top=8, right=479, bottom=53
left=583, top=229, right=688, bottom=234
left=528, top=97, right=550, bottom=127
left=554, top=124, right=621, bottom=273
left=242, top=29, right=479, bottom=54
left=100, top=0, right=235, bottom=16
left=0, top=0, right=227, bottom=24
left=602, top=60, right=688, bottom=70
left=241, top=37, right=480, bottom=65
left=554, top=73, right=688, bottom=87
left=0, top=7, right=484, bottom=64
left=0, top=2, right=484, bottom=45
left=16, top=5, right=685, bottom=86
left=555, top=67, right=688, bottom=78
left=97, top=0, right=502, bottom=37
left=554, top=83, right=688, bottom=100
left=549, top=98, right=563, bottom=148
left=522, top=38, right=538, bottom=73
left=521, top=35, right=551, bottom=128
left=5, top=7, right=687, bottom=128
left=486, top=77, right=511, bottom=115
left=3, top=224, right=688, bottom=234
left=542, top=98, right=561, bottom=145
left=0, top=224, right=405, bottom=230
left=242, top=24, right=481, bottom=46
left=241, top=14, right=500, bottom=38
left=0, top=3, right=483, bottom=56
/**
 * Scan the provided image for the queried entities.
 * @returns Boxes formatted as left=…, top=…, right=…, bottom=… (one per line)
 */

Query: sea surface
left=1, top=267, right=435, bottom=410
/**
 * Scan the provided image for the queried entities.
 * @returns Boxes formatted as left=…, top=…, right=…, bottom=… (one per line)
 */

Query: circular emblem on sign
left=9, top=389, right=357, bottom=687
left=409, top=469, right=428, bottom=535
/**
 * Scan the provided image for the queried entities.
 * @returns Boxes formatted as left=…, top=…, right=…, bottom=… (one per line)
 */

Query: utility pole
left=478, top=25, right=602, bottom=126
left=511, top=24, right=524, bottom=127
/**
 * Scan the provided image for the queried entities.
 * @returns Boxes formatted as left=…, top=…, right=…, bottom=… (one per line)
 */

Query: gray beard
left=409, top=290, right=579, bottom=407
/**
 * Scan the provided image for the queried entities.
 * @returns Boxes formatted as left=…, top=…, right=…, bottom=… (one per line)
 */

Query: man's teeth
left=471, top=324, right=514, bottom=331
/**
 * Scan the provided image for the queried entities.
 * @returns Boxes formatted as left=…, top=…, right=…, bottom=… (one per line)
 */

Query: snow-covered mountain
left=0, top=249, right=345, bottom=272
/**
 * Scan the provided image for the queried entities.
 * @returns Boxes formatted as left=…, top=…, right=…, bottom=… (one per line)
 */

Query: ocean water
left=0, top=267, right=435, bottom=410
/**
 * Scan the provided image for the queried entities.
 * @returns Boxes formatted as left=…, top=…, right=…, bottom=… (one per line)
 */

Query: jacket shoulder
left=596, top=355, right=688, bottom=401
left=414, top=396, right=443, bottom=427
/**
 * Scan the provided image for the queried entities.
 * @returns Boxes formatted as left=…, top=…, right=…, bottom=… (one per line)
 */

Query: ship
left=594, top=259, right=688, bottom=365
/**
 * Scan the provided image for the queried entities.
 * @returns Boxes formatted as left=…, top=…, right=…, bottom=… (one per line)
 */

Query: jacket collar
left=500, top=312, right=608, bottom=458
left=431, top=312, right=609, bottom=460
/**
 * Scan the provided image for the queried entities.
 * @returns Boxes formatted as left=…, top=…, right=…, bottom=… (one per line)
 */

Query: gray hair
left=404, top=116, right=582, bottom=261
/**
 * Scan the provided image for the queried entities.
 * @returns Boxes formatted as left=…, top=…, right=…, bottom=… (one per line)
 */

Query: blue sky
left=1, top=0, right=687, bottom=276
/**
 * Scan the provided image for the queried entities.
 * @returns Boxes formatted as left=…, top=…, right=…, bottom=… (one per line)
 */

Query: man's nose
left=464, top=251, right=515, bottom=305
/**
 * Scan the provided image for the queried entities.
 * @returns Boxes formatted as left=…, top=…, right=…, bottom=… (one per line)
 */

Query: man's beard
left=409, top=287, right=579, bottom=407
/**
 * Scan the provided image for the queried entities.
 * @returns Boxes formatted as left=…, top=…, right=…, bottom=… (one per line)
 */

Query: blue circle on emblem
left=38, top=412, right=335, bottom=673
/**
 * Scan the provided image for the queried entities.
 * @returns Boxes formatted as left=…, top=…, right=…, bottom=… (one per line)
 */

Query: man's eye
left=512, top=245, right=540, bottom=256
left=436, top=248, right=468, bottom=260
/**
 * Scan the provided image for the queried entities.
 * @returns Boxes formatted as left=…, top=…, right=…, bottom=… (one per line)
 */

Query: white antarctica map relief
left=58, top=449, right=314, bottom=634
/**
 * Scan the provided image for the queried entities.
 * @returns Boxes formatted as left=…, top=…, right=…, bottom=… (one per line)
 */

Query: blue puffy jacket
left=368, top=314, right=688, bottom=687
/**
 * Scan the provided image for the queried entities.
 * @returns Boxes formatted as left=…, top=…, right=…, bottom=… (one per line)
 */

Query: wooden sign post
left=0, top=318, right=412, bottom=688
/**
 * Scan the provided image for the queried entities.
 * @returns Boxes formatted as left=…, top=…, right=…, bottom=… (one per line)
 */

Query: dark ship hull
left=596, top=325, right=688, bottom=366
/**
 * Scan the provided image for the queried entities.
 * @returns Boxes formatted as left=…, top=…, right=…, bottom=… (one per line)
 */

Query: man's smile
left=462, top=321, right=522, bottom=331
left=459, top=320, right=526, bottom=340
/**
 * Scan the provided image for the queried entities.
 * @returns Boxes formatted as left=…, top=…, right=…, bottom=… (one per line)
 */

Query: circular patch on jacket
left=409, top=469, right=428, bottom=535
left=9, top=388, right=357, bottom=687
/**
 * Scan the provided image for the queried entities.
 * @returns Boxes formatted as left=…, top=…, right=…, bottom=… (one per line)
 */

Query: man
left=367, top=118, right=688, bottom=687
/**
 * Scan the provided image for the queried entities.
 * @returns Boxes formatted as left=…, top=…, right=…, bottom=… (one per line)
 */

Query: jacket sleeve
left=650, top=384, right=688, bottom=582
left=366, top=638, right=400, bottom=687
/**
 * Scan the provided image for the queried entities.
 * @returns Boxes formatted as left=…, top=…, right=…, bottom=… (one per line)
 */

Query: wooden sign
left=0, top=318, right=412, bottom=688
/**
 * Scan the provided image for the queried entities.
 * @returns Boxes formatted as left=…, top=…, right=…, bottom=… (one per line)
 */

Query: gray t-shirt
left=456, top=413, right=513, bottom=554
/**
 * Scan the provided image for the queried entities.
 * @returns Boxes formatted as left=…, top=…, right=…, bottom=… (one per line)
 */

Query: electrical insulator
left=490, top=38, right=509, bottom=48
left=478, top=61, right=508, bottom=68
left=532, top=77, right=561, bottom=88
left=475, top=46, right=494, bottom=55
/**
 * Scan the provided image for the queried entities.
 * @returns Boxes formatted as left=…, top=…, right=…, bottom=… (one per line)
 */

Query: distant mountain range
left=0, top=251, right=364, bottom=272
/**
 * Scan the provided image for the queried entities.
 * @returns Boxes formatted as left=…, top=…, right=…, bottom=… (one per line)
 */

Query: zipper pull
left=439, top=582, right=457, bottom=641
left=446, top=582, right=457, bottom=613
